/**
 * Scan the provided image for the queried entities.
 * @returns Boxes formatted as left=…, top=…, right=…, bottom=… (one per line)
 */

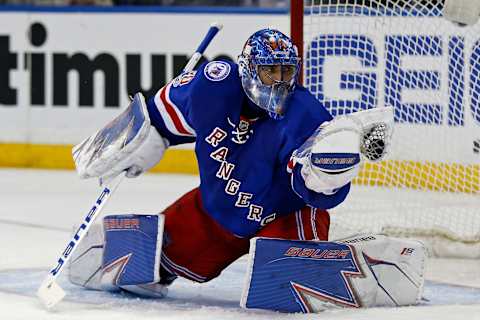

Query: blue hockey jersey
left=146, top=60, right=350, bottom=238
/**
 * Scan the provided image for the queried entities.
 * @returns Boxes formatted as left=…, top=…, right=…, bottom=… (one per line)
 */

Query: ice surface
left=1, top=169, right=480, bottom=320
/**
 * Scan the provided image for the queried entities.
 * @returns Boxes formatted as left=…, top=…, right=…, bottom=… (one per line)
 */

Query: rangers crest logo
left=204, top=61, right=231, bottom=82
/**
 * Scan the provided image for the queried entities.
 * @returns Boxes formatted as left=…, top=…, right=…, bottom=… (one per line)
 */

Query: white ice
left=1, top=168, right=480, bottom=320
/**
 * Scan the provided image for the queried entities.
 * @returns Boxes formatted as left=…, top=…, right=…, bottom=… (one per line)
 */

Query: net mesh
left=302, top=0, right=480, bottom=256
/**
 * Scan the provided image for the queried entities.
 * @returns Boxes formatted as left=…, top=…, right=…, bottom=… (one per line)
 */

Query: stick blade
left=37, top=277, right=66, bottom=309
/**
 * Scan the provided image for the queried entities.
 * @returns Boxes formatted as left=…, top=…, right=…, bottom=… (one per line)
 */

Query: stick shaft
left=183, top=22, right=223, bottom=73
left=37, top=175, right=123, bottom=308
left=55, top=176, right=122, bottom=279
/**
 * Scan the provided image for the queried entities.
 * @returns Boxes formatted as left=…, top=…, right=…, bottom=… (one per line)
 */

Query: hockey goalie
left=68, top=28, right=426, bottom=313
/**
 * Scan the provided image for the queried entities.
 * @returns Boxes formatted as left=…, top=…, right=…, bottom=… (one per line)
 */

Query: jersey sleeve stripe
left=154, top=83, right=196, bottom=137
left=163, top=83, right=196, bottom=136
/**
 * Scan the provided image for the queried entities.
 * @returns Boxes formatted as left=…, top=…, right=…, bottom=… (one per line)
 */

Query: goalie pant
left=160, top=187, right=329, bottom=283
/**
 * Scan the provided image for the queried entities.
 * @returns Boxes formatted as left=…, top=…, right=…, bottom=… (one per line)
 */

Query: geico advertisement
left=305, top=16, right=480, bottom=163
left=0, top=12, right=287, bottom=145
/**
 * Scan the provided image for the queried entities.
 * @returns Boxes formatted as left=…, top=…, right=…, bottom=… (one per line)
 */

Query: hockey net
left=292, top=0, right=480, bottom=257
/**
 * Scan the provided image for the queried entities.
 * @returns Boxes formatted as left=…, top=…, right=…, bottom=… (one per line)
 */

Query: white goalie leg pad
left=68, top=222, right=105, bottom=290
left=68, top=213, right=168, bottom=298
left=340, top=234, right=426, bottom=307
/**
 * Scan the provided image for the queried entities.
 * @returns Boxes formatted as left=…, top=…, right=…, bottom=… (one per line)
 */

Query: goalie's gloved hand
left=291, top=106, right=393, bottom=194
left=72, top=93, right=168, bottom=182
left=293, top=116, right=362, bottom=194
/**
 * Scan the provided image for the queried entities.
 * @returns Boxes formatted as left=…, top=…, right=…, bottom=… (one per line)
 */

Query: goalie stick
left=36, top=22, right=223, bottom=309
left=37, top=174, right=123, bottom=309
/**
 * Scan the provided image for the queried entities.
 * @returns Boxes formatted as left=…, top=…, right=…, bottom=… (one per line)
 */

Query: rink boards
left=0, top=7, right=288, bottom=174
left=0, top=7, right=478, bottom=191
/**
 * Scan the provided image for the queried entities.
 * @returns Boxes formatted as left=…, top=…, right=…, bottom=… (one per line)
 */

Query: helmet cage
left=238, top=29, right=301, bottom=119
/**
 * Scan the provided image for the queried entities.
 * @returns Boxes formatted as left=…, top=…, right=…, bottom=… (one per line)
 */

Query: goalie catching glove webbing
left=291, top=106, right=393, bottom=194
left=72, top=93, right=168, bottom=182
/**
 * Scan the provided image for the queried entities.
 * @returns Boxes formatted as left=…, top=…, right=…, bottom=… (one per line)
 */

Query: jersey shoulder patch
left=172, top=71, right=197, bottom=87
left=204, top=61, right=231, bottom=82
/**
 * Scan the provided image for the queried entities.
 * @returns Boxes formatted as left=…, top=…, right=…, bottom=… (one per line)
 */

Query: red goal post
left=290, top=0, right=304, bottom=85
left=290, top=0, right=480, bottom=258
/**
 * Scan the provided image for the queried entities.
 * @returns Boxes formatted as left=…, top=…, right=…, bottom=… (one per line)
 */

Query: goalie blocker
left=241, top=235, right=426, bottom=313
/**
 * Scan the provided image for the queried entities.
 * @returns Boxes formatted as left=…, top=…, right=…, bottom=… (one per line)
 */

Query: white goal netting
left=300, top=0, right=480, bottom=257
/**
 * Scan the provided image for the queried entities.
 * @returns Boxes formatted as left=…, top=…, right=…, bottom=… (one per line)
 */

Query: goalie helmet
left=238, top=28, right=300, bottom=119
